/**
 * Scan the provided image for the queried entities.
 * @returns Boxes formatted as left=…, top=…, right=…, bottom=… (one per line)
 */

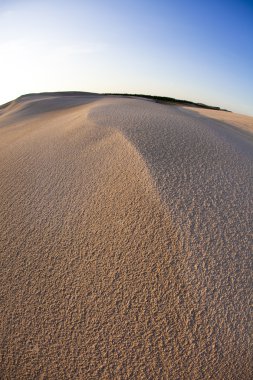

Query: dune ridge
left=0, top=94, right=252, bottom=379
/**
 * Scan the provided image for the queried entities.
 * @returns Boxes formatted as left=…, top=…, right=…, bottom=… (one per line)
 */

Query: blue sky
left=0, top=0, right=253, bottom=115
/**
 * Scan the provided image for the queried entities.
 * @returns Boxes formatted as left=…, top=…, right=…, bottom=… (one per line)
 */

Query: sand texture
left=183, top=106, right=253, bottom=137
left=0, top=94, right=252, bottom=379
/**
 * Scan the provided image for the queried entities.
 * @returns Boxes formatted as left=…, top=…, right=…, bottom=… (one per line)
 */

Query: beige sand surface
left=183, top=106, right=253, bottom=136
left=0, top=94, right=252, bottom=379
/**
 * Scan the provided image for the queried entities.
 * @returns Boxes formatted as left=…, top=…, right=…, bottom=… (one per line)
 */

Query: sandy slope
left=0, top=94, right=252, bottom=379
left=183, top=106, right=253, bottom=136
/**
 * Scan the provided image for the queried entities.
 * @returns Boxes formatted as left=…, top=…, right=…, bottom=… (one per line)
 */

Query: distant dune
left=0, top=93, right=252, bottom=379
left=183, top=106, right=253, bottom=137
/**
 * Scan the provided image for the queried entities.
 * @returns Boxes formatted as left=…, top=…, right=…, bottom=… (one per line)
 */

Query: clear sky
left=0, top=0, right=253, bottom=115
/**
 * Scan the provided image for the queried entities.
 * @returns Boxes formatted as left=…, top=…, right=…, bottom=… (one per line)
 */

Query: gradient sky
left=0, top=0, right=253, bottom=115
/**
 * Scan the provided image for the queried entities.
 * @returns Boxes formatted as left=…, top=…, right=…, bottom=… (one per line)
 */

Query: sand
left=183, top=106, right=253, bottom=136
left=0, top=94, right=252, bottom=379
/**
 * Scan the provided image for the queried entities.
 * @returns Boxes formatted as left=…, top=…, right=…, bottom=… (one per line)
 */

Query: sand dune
left=0, top=94, right=252, bottom=379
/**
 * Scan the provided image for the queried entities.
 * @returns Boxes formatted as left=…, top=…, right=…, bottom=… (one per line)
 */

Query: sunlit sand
left=0, top=93, right=252, bottom=379
left=184, top=106, right=253, bottom=136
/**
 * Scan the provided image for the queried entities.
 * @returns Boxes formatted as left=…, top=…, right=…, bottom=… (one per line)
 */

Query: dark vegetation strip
left=103, top=93, right=230, bottom=111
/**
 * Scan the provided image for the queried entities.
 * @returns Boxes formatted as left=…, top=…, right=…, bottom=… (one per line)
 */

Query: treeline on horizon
left=104, top=93, right=229, bottom=111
